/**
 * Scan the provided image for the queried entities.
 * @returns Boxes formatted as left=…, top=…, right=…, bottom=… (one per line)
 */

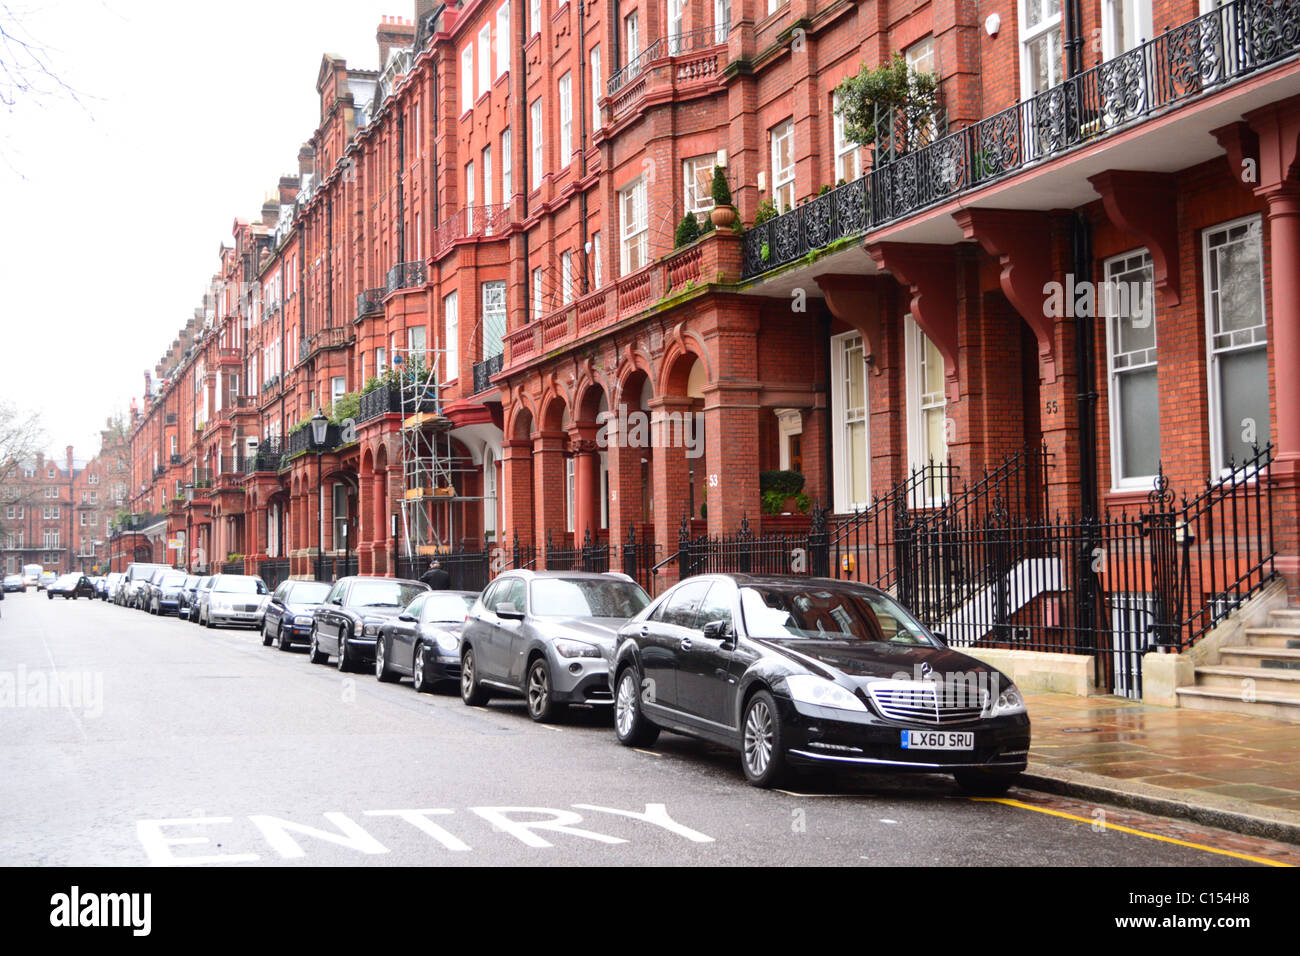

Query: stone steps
left=1176, top=605, right=1300, bottom=722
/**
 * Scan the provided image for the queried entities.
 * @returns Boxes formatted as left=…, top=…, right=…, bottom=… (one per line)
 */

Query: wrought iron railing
left=742, top=0, right=1300, bottom=278
left=431, top=204, right=515, bottom=259
left=258, top=559, right=290, bottom=590
left=244, top=439, right=284, bottom=474
left=358, top=384, right=403, bottom=422
left=386, top=260, right=428, bottom=294
left=472, top=352, right=503, bottom=393
left=356, top=287, right=385, bottom=319
left=608, top=22, right=727, bottom=95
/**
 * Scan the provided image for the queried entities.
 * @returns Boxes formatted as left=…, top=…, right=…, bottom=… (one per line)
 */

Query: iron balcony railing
left=608, top=22, right=727, bottom=95
left=244, top=439, right=284, bottom=475
left=472, top=352, right=503, bottom=393
left=358, top=384, right=403, bottom=422
left=741, top=0, right=1300, bottom=278
left=386, top=260, right=428, bottom=295
left=356, top=287, right=384, bottom=319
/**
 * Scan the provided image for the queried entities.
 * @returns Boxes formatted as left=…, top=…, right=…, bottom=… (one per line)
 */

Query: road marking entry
left=538, top=724, right=562, bottom=732
left=972, top=797, right=1293, bottom=867
left=633, top=748, right=663, bottom=757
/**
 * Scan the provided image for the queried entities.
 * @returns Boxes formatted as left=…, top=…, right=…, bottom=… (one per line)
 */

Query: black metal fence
left=658, top=445, right=1276, bottom=698
left=258, top=559, right=290, bottom=590
left=742, top=0, right=1300, bottom=277
left=221, top=560, right=244, bottom=575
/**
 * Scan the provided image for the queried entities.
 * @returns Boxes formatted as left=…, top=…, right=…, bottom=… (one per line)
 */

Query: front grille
left=867, top=680, right=987, bottom=725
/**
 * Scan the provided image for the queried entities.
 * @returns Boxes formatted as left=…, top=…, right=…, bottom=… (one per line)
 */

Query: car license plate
left=901, top=730, right=974, bottom=750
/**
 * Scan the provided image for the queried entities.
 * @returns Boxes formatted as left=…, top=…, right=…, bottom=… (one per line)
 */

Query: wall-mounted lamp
left=984, top=13, right=1001, bottom=37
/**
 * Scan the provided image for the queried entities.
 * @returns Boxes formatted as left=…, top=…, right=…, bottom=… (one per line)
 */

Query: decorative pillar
left=501, top=438, right=535, bottom=546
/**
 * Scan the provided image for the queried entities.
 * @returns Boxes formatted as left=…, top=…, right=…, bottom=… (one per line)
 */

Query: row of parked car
left=99, top=560, right=1031, bottom=793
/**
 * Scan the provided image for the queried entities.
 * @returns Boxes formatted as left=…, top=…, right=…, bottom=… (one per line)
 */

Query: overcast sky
left=0, top=0, right=405, bottom=461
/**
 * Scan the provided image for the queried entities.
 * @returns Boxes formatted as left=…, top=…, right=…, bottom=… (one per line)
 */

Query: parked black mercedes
left=307, top=576, right=430, bottom=672
left=610, top=574, right=1030, bottom=792
left=261, top=579, right=333, bottom=650
left=375, top=590, right=478, bottom=690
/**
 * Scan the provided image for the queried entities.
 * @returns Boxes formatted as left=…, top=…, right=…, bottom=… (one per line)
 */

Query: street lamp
left=184, top=482, right=194, bottom=572
left=310, top=409, right=328, bottom=582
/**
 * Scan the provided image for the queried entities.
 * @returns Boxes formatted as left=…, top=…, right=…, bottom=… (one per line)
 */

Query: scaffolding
left=392, top=348, right=481, bottom=559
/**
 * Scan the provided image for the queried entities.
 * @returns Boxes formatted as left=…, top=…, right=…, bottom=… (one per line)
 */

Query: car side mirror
left=930, top=630, right=948, bottom=646
left=495, top=601, right=525, bottom=620
left=398, top=613, right=416, bottom=622
left=702, top=620, right=734, bottom=647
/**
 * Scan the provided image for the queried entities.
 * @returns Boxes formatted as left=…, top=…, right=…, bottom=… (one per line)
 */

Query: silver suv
left=458, top=571, right=650, bottom=722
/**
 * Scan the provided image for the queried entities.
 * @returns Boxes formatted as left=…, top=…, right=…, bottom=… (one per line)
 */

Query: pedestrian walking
left=421, top=559, right=451, bottom=590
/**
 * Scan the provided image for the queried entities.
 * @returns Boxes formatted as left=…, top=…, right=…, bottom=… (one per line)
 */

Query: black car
left=146, top=571, right=189, bottom=615
left=308, top=576, right=430, bottom=672
left=610, top=574, right=1030, bottom=792
left=375, top=590, right=478, bottom=690
left=262, top=579, right=333, bottom=650
left=175, top=575, right=201, bottom=616
left=47, top=573, right=97, bottom=600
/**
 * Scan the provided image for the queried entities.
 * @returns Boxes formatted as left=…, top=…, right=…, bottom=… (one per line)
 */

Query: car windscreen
left=161, top=574, right=187, bottom=587
left=348, top=581, right=426, bottom=608
left=530, top=579, right=649, bottom=619
left=289, top=582, right=332, bottom=604
left=213, top=577, right=268, bottom=594
left=739, top=585, right=934, bottom=646
left=422, top=593, right=476, bottom=622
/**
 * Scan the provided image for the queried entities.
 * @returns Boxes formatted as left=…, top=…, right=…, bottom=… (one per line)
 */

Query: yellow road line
left=972, top=797, right=1293, bottom=867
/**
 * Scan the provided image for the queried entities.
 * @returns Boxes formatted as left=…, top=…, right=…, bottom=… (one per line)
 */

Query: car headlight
left=784, top=674, right=868, bottom=713
left=211, top=598, right=232, bottom=611
left=554, top=638, right=602, bottom=659
left=987, top=684, right=1026, bottom=718
left=362, top=621, right=382, bottom=637
left=294, top=614, right=314, bottom=626
left=435, top=631, right=459, bottom=653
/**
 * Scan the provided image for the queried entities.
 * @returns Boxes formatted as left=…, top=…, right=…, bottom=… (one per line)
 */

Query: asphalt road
left=1, top=590, right=1294, bottom=867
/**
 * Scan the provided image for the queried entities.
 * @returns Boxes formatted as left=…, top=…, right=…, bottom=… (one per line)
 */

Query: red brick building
left=2, top=422, right=130, bottom=577
left=118, top=0, right=1300, bottom=700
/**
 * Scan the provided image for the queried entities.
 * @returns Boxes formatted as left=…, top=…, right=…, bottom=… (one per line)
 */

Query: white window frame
left=478, top=24, right=492, bottom=96
left=530, top=98, right=544, bottom=189
left=501, top=128, right=512, bottom=199
left=832, top=92, right=861, bottom=183
left=1018, top=0, right=1064, bottom=99
left=592, top=232, right=603, bottom=290
left=558, top=72, right=573, bottom=167
left=461, top=45, right=474, bottom=113
left=1203, top=214, right=1269, bottom=477
left=1104, top=248, right=1159, bottom=489
left=770, top=119, right=795, bottom=213
left=533, top=267, right=544, bottom=321
left=625, top=11, right=640, bottom=73
left=830, top=331, right=871, bottom=513
left=443, top=291, right=459, bottom=381
left=465, top=159, right=475, bottom=208
left=715, top=0, right=731, bottom=43
left=562, top=250, right=574, bottom=304
left=683, top=155, right=716, bottom=215
left=620, top=177, right=648, bottom=276
left=1101, top=0, right=1153, bottom=60
left=482, top=145, right=493, bottom=208
left=904, top=316, right=949, bottom=505
left=496, top=4, right=511, bottom=78
left=590, top=45, right=602, bottom=131
left=530, top=0, right=541, bottom=37
left=482, top=280, right=507, bottom=359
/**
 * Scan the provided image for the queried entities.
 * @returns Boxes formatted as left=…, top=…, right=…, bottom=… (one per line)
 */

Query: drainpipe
left=1072, top=211, right=1101, bottom=656
left=519, top=0, right=532, bottom=322
left=397, top=114, right=407, bottom=263
left=577, top=0, right=590, bottom=294
left=1063, top=0, right=1084, bottom=76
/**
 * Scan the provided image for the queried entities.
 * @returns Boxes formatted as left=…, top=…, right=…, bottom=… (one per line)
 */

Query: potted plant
left=760, top=469, right=808, bottom=515
left=674, top=213, right=701, bottom=248
left=709, top=166, right=736, bottom=228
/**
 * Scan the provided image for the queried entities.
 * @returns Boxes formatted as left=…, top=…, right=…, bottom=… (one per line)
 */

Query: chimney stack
left=377, top=15, right=416, bottom=68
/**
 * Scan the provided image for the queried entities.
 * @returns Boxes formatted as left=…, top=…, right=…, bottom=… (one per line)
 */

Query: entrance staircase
left=1177, top=608, right=1300, bottom=722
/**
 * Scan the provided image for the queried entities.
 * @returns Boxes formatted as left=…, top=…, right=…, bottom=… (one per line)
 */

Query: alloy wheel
left=527, top=661, right=549, bottom=718
left=743, top=699, right=774, bottom=777
left=615, top=670, right=638, bottom=738
left=461, top=652, right=474, bottom=698
left=413, top=647, right=426, bottom=692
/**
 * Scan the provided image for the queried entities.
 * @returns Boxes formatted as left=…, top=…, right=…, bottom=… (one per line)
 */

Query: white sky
left=0, top=0, right=406, bottom=461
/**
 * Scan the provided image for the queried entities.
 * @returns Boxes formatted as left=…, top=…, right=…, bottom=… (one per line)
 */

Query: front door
left=675, top=580, right=740, bottom=728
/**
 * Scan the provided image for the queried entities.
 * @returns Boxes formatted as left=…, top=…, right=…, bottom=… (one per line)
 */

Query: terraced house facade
left=117, top=0, right=1300, bottom=702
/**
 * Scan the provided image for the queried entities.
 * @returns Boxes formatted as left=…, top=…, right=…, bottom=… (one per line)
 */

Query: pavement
left=3, top=591, right=1300, bottom=866
left=1022, top=693, right=1300, bottom=844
